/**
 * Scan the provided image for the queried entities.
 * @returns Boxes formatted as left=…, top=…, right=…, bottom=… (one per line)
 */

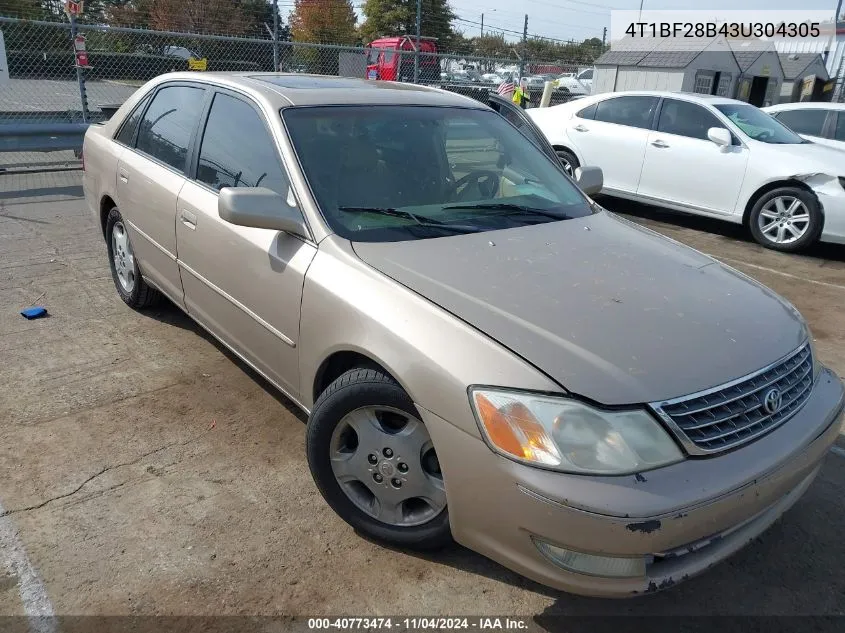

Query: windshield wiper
left=442, top=202, right=572, bottom=220
left=337, top=206, right=480, bottom=233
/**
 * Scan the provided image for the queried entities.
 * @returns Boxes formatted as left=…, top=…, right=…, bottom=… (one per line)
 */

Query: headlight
left=470, top=388, right=683, bottom=475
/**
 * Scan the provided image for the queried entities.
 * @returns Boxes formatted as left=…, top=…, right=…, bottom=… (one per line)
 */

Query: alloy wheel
left=757, top=196, right=811, bottom=245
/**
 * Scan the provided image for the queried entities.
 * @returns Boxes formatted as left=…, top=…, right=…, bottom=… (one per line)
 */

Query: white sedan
left=763, top=102, right=845, bottom=151
left=528, top=91, right=845, bottom=251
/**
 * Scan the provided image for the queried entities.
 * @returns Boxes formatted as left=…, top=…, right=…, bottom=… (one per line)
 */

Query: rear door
left=565, top=95, right=659, bottom=193
left=637, top=98, right=749, bottom=215
left=175, top=89, right=317, bottom=399
left=115, top=83, right=206, bottom=307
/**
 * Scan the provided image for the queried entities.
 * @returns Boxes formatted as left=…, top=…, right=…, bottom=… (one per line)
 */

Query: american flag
left=496, top=81, right=514, bottom=96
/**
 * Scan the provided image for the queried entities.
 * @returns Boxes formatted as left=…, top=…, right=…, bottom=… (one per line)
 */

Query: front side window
left=773, top=109, right=827, bottom=137
left=594, top=96, right=659, bottom=129
left=714, top=103, right=806, bottom=144
left=657, top=99, right=724, bottom=140
left=283, top=106, right=593, bottom=243
left=136, top=85, right=205, bottom=171
left=196, top=93, right=289, bottom=194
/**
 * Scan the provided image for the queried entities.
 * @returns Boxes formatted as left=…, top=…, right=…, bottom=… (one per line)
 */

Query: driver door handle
left=651, top=140, right=669, bottom=148
left=180, top=209, right=197, bottom=229
left=573, top=125, right=589, bottom=132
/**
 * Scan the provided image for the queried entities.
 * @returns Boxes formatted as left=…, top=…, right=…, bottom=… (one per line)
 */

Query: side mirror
left=575, top=165, right=603, bottom=196
left=218, top=187, right=309, bottom=238
left=707, top=127, right=732, bottom=147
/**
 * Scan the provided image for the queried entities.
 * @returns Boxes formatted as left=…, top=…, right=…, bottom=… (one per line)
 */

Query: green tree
left=290, top=0, right=357, bottom=44
left=360, top=0, right=455, bottom=45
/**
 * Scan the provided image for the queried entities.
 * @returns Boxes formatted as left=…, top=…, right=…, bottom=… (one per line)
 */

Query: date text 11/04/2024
left=307, top=618, right=529, bottom=630
left=625, top=21, right=821, bottom=38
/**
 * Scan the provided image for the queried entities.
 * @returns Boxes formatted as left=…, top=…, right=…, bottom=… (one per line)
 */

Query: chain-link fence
left=0, top=11, right=592, bottom=171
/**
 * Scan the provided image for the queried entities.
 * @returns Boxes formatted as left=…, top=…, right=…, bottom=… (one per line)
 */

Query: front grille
left=653, top=343, right=814, bottom=454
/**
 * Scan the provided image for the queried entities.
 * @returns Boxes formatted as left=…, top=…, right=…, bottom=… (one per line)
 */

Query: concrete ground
left=1, top=171, right=844, bottom=619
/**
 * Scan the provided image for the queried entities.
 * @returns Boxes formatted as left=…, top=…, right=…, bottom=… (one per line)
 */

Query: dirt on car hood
left=352, top=211, right=807, bottom=405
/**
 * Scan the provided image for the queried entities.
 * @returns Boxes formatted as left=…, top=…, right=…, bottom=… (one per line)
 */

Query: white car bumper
left=812, top=176, right=845, bottom=244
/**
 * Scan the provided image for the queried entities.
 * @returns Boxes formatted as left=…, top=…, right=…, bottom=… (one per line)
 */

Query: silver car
left=83, top=73, right=844, bottom=597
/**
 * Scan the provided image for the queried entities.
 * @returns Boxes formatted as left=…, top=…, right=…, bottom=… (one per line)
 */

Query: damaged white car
left=528, top=91, right=845, bottom=251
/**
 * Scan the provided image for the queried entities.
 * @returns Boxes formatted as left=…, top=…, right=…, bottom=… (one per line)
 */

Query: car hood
left=352, top=211, right=807, bottom=405
left=763, top=138, right=845, bottom=172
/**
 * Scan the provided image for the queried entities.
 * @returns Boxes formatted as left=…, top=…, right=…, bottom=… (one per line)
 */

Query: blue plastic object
left=20, top=306, right=48, bottom=319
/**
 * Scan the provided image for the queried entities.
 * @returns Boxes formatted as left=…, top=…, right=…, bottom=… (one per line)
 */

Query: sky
left=344, top=0, right=842, bottom=44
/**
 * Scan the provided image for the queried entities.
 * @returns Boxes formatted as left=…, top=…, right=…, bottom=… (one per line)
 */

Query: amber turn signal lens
left=473, top=393, right=561, bottom=465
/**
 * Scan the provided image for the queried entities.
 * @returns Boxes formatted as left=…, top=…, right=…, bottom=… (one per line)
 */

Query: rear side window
left=136, top=85, right=205, bottom=172
left=657, top=99, right=723, bottom=140
left=115, top=95, right=150, bottom=146
left=774, top=109, right=827, bottom=137
left=594, top=96, right=659, bottom=129
left=196, top=93, right=290, bottom=194
left=576, top=103, right=597, bottom=119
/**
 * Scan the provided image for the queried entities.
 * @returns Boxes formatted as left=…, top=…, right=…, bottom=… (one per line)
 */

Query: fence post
left=69, top=13, right=90, bottom=123
left=519, top=14, right=528, bottom=80
left=413, top=0, right=421, bottom=83
left=272, top=0, right=279, bottom=71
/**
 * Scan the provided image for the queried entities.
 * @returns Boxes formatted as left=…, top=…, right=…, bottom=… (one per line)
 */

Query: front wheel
left=306, top=368, right=451, bottom=550
left=748, top=187, right=823, bottom=252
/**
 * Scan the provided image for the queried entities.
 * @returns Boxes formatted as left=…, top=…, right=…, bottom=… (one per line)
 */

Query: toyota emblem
left=763, top=388, right=782, bottom=415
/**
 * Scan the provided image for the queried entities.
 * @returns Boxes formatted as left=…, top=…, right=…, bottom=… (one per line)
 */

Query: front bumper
left=419, top=367, right=844, bottom=597
left=812, top=177, right=845, bottom=244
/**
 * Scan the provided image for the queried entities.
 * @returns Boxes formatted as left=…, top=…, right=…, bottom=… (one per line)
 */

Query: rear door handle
left=573, top=125, right=589, bottom=132
left=180, top=209, right=197, bottom=229
left=118, top=169, right=129, bottom=183
left=651, top=140, right=669, bottom=148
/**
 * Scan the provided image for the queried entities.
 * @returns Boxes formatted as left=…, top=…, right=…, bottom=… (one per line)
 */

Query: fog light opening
left=532, top=537, right=647, bottom=578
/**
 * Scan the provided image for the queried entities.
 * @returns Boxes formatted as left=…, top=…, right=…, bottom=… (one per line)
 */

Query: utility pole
left=272, top=0, right=279, bottom=71
left=68, top=12, right=89, bottom=123
left=413, top=0, right=421, bottom=83
left=602, top=26, right=607, bottom=51
left=481, top=13, right=484, bottom=38
left=519, top=14, right=528, bottom=79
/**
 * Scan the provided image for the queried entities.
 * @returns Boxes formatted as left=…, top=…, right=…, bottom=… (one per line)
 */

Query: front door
left=175, top=90, right=317, bottom=399
left=637, top=98, right=749, bottom=215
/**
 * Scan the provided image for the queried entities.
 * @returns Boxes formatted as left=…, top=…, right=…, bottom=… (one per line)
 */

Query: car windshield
left=282, top=106, right=593, bottom=242
left=714, top=103, right=806, bottom=144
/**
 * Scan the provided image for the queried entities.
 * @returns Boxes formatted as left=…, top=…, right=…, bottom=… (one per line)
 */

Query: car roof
left=764, top=102, right=845, bottom=111
left=144, top=72, right=487, bottom=109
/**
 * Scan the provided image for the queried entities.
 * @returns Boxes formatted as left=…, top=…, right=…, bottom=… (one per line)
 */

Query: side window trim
left=131, top=81, right=209, bottom=177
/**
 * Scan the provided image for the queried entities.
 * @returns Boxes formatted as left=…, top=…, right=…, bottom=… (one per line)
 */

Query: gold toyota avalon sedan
left=82, top=73, right=844, bottom=597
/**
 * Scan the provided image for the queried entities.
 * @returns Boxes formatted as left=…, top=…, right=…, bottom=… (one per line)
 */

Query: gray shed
left=593, top=38, right=787, bottom=107
left=777, top=52, right=830, bottom=102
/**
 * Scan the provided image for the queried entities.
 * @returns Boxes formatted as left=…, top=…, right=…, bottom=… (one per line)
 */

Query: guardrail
left=0, top=106, right=121, bottom=155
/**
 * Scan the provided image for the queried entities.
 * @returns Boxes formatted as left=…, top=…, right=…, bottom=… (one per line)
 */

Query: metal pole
left=638, top=0, right=644, bottom=22
left=519, top=14, right=527, bottom=79
left=414, top=0, right=421, bottom=83
left=481, top=13, right=484, bottom=38
left=602, top=26, right=607, bottom=50
left=272, top=0, right=279, bottom=71
left=69, top=13, right=89, bottom=123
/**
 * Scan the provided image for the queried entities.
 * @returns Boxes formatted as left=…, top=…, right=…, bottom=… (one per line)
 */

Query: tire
left=555, top=148, right=579, bottom=178
left=748, top=187, right=823, bottom=252
left=105, top=207, right=161, bottom=309
left=306, top=368, right=452, bottom=550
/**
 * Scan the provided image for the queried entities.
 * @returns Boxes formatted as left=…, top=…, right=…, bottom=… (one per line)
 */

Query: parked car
left=575, top=67, right=593, bottom=93
left=529, top=91, right=845, bottom=251
left=555, top=73, right=589, bottom=95
left=763, top=102, right=845, bottom=151
left=82, top=74, right=843, bottom=597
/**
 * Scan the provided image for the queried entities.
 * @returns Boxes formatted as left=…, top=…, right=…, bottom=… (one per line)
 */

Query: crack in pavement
left=0, top=434, right=206, bottom=518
